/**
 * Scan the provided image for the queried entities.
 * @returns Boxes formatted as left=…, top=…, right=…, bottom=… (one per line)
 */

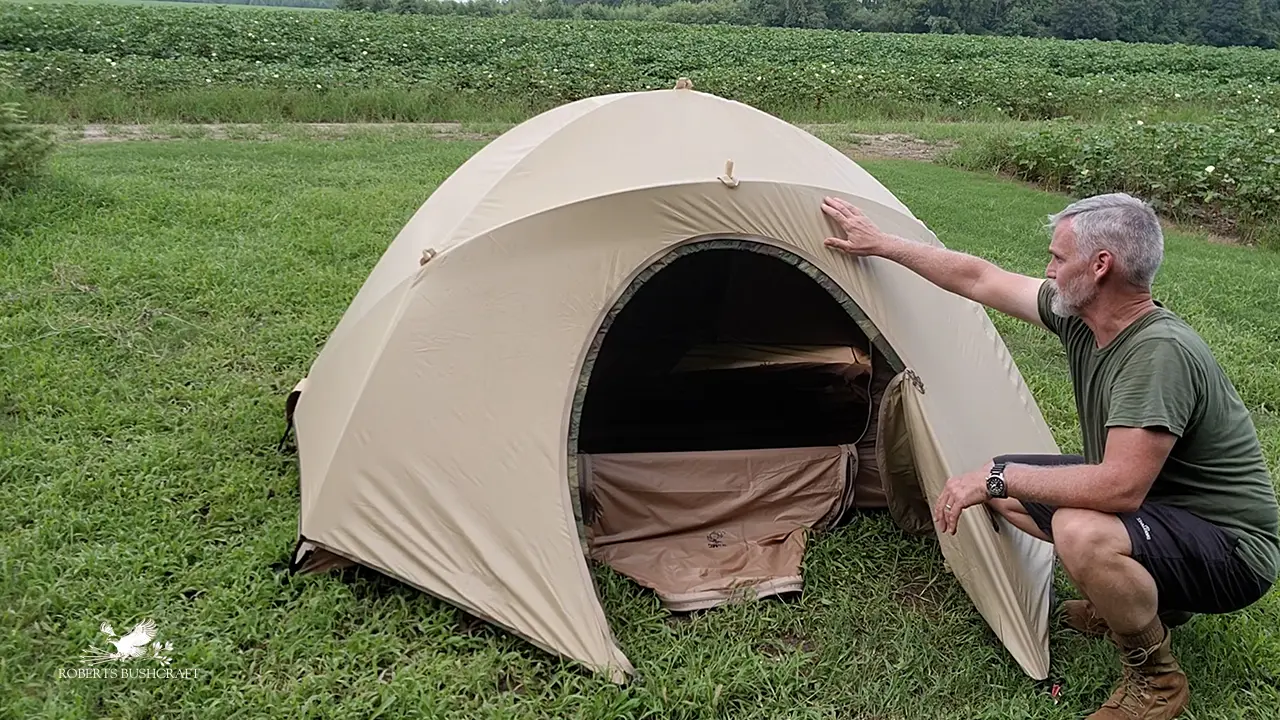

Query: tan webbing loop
left=718, top=159, right=739, bottom=188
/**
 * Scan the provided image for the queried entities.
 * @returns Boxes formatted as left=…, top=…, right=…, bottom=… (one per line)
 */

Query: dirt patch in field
left=839, top=132, right=957, bottom=162
left=60, top=124, right=946, bottom=161
left=65, top=122, right=499, bottom=143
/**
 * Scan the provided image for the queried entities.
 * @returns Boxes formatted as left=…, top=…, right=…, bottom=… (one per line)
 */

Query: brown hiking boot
left=1064, top=600, right=1110, bottom=637
left=1087, top=627, right=1189, bottom=719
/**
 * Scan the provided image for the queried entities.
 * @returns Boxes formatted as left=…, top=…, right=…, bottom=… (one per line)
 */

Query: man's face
left=1046, top=220, right=1098, bottom=317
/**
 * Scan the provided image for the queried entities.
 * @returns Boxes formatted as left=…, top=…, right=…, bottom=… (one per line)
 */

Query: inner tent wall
left=569, top=241, right=903, bottom=611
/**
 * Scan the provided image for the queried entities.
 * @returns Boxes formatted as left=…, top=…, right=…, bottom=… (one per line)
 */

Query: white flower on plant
left=1268, top=128, right=1275, bottom=134
left=1205, top=165, right=1215, bottom=173
left=1136, top=120, right=1144, bottom=125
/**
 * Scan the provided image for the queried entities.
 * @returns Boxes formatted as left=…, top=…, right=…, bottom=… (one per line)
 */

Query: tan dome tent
left=283, top=82, right=1063, bottom=684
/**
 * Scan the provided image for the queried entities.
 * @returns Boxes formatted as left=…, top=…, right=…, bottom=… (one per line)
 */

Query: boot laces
left=1108, top=644, right=1169, bottom=716
left=1122, top=644, right=1156, bottom=667
left=1116, top=666, right=1155, bottom=715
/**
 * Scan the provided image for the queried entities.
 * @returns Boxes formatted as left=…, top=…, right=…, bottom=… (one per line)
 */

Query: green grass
left=2, top=137, right=1278, bottom=718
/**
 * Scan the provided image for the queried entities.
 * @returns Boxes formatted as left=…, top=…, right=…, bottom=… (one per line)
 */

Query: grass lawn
left=2, top=136, right=1278, bottom=719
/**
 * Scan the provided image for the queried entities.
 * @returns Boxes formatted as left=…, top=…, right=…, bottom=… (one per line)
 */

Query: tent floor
left=581, top=444, right=852, bottom=611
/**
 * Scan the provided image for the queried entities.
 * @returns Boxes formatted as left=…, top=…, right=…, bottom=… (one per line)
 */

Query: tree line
left=337, top=0, right=1280, bottom=49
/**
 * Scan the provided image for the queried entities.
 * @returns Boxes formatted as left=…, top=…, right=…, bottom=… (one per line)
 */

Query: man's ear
left=1093, top=249, right=1114, bottom=281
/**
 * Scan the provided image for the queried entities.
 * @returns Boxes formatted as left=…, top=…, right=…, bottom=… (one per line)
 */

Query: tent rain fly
left=284, top=82, right=1061, bottom=684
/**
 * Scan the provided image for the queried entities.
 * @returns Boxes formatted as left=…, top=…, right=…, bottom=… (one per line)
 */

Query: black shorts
left=995, top=453, right=1273, bottom=616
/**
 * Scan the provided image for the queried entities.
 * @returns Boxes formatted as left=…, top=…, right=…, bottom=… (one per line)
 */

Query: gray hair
left=1048, top=193, right=1164, bottom=289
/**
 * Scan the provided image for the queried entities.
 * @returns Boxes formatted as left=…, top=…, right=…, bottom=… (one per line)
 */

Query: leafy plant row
left=2, top=5, right=1278, bottom=119
left=7, top=4, right=1280, bottom=78
left=0, top=57, right=54, bottom=194
left=983, top=111, right=1279, bottom=244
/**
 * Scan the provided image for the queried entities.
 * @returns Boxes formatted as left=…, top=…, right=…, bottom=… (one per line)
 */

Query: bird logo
left=80, top=619, right=173, bottom=666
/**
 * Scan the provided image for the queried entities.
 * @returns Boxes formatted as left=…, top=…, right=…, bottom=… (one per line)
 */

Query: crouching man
left=821, top=192, right=1278, bottom=719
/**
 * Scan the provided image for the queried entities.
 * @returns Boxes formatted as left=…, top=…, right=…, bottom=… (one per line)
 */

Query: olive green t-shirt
left=1037, top=280, right=1280, bottom=584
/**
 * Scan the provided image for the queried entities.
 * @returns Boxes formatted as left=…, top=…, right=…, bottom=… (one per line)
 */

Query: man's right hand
left=818, top=195, right=1049, bottom=332
left=821, top=196, right=892, bottom=257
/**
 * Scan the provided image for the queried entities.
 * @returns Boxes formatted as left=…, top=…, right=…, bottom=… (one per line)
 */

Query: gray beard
left=1050, top=291, right=1076, bottom=317
left=1051, top=282, right=1094, bottom=317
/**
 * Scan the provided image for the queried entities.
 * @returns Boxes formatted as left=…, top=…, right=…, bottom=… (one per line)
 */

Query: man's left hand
left=933, top=462, right=993, bottom=535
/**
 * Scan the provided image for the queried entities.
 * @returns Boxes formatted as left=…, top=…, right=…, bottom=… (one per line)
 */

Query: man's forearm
left=876, top=235, right=995, bottom=302
left=1003, top=462, right=1141, bottom=513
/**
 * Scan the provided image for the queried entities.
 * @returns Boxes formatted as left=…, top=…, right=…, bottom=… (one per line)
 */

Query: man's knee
left=1051, top=508, right=1131, bottom=569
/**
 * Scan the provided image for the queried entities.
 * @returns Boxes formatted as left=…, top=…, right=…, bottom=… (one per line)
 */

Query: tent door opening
left=571, top=241, right=927, bottom=612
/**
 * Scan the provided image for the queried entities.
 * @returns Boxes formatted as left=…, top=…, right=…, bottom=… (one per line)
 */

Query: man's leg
left=982, top=453, right=1185, bottom=632
left=986, top=488, right=1128, bottom=636
left=1051, top=509, right=1159, bottom=634
left=1052, top=508, right=1188, bottom=720
left=987, top=497, right=1051, bottom=542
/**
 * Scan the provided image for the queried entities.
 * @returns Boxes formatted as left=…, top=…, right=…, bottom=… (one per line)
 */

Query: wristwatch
left=986, top=462, right=1008, bottom=499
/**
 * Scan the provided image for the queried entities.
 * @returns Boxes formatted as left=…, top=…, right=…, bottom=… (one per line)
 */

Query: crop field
left=3, top=3, right=1278, bottom=241
left=2, top=1, right=1280, bottom=718
left=3, top=4, right=1280, bottom=123
left=11, top=0, right=330, bottom=9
